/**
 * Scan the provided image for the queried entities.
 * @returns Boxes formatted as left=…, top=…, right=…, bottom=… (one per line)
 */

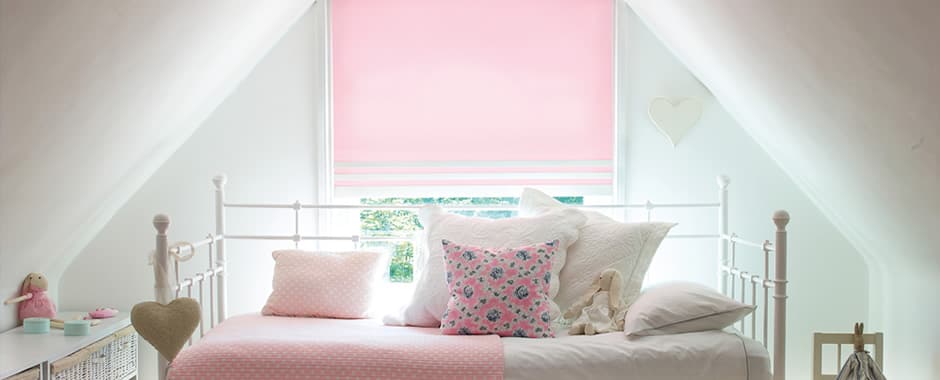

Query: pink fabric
left=168, top=314, right=503, bottom=380
left=336, top=166, right=613, bottom=175
left=262, top=250, right=383, bottom=319
left=18, top=286, right=56, bottom=320
left=331, top=0, right=613, bottom=187
left=335, top=179, right=613, bottom=187
left=441, top=240, right=555, bottom=338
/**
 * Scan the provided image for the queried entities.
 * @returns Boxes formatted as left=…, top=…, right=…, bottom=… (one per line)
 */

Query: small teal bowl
left=23, top=318, right=50, bottom=334
left=64, top=320, right=91, bottom=336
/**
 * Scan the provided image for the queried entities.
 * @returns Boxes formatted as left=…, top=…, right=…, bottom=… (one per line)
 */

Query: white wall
left=625, top=1, right=939, bottom=378
left=59, top=3, right=867, bottom=380
left=0, top=0, right=314, bottom=331
left=59, top=4, right=326, bottom=379
left=616, top=6, right=868, bottom=379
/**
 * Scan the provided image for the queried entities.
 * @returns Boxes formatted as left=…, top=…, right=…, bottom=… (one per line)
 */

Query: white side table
left=0, top=312, right=137, bottom=380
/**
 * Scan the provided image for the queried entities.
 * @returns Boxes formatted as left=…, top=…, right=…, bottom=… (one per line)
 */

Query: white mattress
left=502, top=329, right=771, bottom=380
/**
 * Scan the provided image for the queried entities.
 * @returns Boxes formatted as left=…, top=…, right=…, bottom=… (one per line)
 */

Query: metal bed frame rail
left=150, top=175, right=789, bottom=380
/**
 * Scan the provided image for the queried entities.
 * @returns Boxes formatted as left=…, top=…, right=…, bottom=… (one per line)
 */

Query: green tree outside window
left=359, top=196, right=582, bottom=282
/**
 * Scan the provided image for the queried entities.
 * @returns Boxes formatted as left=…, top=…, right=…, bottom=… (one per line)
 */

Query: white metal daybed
left=149, top=175, right=790, bottom=380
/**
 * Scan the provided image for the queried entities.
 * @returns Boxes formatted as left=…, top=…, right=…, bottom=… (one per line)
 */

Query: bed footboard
left=716, top=176, right=789, bottom=380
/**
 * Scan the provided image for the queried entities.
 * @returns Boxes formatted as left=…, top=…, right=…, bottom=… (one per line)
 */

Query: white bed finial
left=717, top=175, right=730, bottom=189
left=773, top=210, right=790, bottom=231
left=153, top=214, right=170, bottom=234
left=212, top=174, right=228, bottom=189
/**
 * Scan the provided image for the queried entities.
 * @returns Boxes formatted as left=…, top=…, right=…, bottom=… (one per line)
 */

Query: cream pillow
left=519, top=188, right=675, bottom=314
left=384, top=205, right=585, bottom=327
left=262, top=250, right=385, bottom=319
left=623, top=281, right=755, bottom=336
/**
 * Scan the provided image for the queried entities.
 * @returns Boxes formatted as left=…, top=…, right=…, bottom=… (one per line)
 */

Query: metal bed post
left=717, top=175, right=730, bottom=294
left=772, top=210, right=789, bottom=380
left=213, top=175, right=228, bottom=322
left=151, top=214, right=172, bottom=380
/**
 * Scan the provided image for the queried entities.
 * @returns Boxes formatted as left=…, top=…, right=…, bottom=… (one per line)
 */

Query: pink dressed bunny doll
left=16, top=273, right=56, bottom=321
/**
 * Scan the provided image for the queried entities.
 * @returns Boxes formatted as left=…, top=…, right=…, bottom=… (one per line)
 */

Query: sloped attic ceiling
left=0, top=0, right=315, bottom=330
left=626, top=0, right=938, bottom=376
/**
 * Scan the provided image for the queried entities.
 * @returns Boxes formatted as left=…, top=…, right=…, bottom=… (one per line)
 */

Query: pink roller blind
left=332, top=0, right=613, bottom=195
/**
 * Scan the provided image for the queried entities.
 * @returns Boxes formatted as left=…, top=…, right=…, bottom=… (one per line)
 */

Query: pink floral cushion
left=262, top=250, right=384, bottom=319
left=440, top=240, right=557, bottom=338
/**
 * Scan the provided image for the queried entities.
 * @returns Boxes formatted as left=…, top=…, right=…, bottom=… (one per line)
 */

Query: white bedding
left=503, top=329, right=770, bottom=380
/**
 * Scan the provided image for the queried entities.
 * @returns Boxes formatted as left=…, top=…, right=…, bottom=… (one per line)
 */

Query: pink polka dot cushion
left=262, top=250, right=385, bottom=319
left=440, top=240, right=557, bottom=338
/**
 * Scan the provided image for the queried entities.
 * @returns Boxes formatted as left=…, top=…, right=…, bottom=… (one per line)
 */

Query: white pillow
left=623, top=281, right=755, bottom=336
left=519, top=188, right=675, bottom=314
left=384, top=205, right=585, bottom=327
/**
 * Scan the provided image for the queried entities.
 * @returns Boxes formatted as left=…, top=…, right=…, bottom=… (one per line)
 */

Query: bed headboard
left=150, top=175, right=789, bottom=380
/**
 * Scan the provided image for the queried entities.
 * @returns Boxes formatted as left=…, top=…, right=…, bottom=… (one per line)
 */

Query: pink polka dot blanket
left=167, top=314, right=503, bottom=380
left=440, top=240, right=557, bottom=338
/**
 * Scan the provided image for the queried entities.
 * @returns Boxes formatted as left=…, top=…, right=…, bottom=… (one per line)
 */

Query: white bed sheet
left=503, top=329, right=770, bottom=380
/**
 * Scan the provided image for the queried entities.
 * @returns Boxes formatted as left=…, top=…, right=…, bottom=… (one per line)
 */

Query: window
left=357, top=196, right=584, bottom=283
left=323, top=0, right=617, bottom=291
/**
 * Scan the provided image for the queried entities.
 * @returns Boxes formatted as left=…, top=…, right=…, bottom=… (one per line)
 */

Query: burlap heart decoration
left=131, top=298, right=201, bottom=361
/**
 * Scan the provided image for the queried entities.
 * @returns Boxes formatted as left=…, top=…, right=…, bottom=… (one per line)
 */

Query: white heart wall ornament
left=648, top=97, right=703, bottom=147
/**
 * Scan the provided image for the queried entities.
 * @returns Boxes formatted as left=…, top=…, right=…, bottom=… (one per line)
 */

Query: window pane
left=358, top=196, right=583, bottom=282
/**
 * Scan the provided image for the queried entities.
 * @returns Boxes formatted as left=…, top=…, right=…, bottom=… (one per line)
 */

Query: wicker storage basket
left=3, top=367, right=40, bottom=380
left=108, top=329, right=138, bottom=379
left=50, top=326, right=137, bottom=380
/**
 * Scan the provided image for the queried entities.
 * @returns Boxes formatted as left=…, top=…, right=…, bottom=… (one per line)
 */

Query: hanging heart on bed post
left=131, top=298, right=201, bottom=362
left=648, top=97, right=703, bottom=147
